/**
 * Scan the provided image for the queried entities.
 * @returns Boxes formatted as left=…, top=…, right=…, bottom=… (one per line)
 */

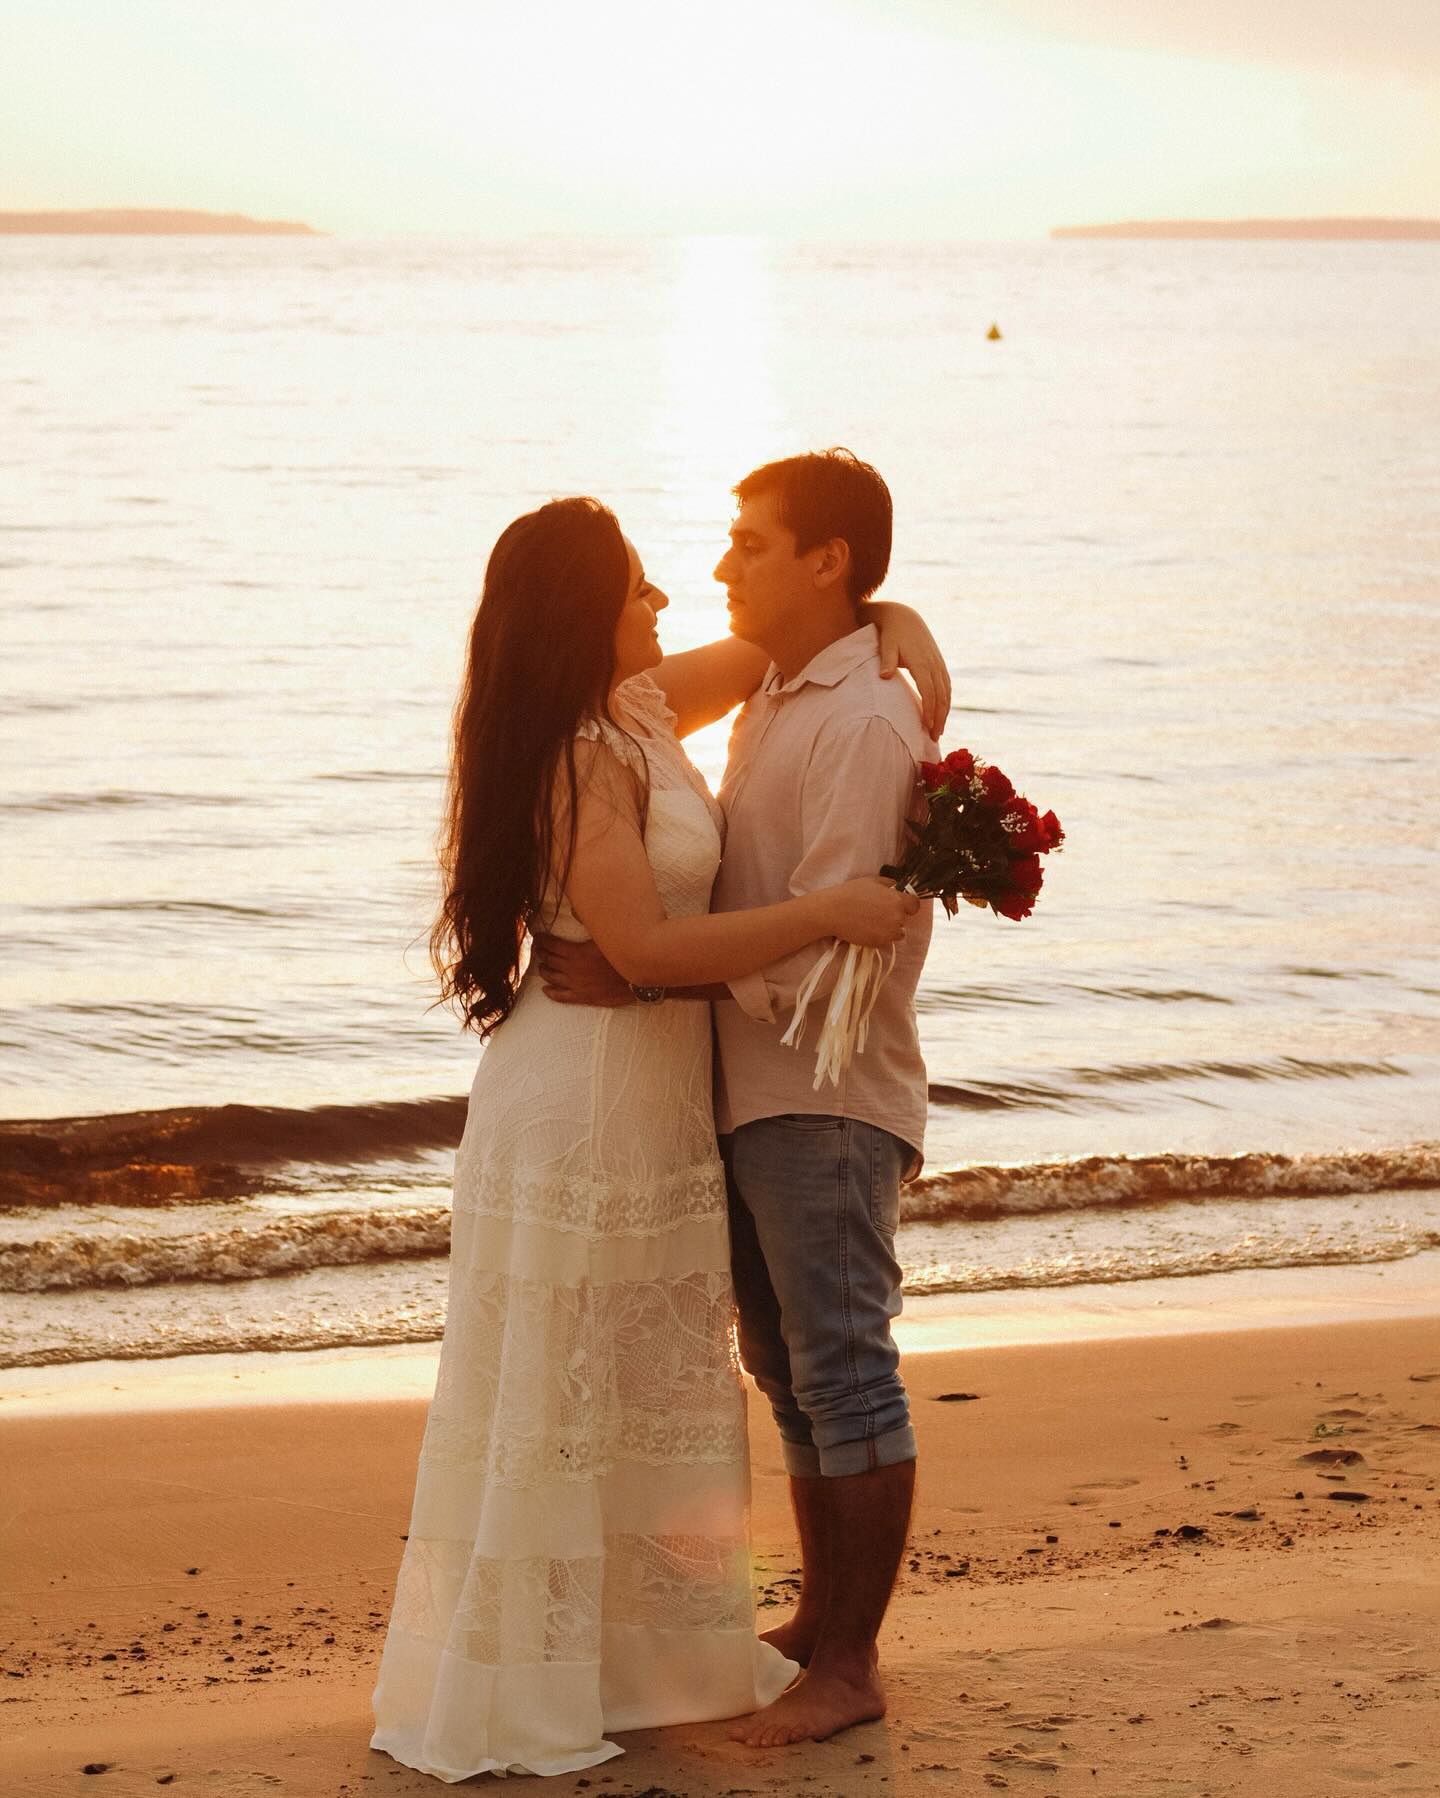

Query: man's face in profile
left=715, top=490, right=824, bottom=651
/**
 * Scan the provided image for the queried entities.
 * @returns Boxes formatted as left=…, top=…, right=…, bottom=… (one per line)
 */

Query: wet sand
left=3, top=1314, right=1438, bottom=1796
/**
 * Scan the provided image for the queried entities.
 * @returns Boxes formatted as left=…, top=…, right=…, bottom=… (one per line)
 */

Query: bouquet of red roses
left=883, top=747, right=1064, bottom=921
left=783, top=747, right=1063, bottom=1087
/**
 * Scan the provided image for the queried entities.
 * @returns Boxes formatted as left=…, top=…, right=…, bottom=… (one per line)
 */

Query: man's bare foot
left=760, top=1615, right=819, bottom=1667
left=728, top=1665, right=886, bottom=1747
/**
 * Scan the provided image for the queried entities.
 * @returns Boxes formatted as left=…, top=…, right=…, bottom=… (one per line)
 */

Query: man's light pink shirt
left=711, top=625, right=936, bottom=1162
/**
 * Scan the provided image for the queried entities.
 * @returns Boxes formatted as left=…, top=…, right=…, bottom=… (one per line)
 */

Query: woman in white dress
left=370, top=497, right=933, bottom=1781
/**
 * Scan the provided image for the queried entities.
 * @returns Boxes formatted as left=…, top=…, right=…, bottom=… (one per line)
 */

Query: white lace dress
left=370, top=675, right=796, bottom=1782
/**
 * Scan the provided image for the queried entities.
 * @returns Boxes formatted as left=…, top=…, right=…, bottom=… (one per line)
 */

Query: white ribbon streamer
left=779, top=940, right=840, bottom=1052
left=781, top=940, right=899, bottom=1090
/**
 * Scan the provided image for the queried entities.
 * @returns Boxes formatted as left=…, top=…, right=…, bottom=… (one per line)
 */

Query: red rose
left=1039, top=810, right=1064, bottom=850
left=1001, top=799, right=1043, bottom=848
left=918, top=760, right=948, bottom=791
left=1008, top=852, right=1043, bottom=889
left=978, top=764, right=1013, bottom=807
left=994, top=886, right=1037, bottom=921
left=942, top=747, right=976, bottom=783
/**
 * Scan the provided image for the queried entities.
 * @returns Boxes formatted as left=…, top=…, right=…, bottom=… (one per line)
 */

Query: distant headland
left=1051, top=218, right=1440, bottom=241
left=0, top=208, right=322, bottom=236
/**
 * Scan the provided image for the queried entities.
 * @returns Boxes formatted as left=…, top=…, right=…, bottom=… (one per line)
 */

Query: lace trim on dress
left=388, top=1530, right=755, bottom=1666
left=451, top=1159, right=726, bottom=1238
left=420, top=1266, right=747, bottom=1485
left=572, top=674, right=674, bottom=770
left=573, top=711, right=646, bottom=772
left=613, top=671, right=679, bottom=735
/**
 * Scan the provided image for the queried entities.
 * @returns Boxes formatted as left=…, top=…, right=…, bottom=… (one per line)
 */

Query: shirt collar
left=764, top=623, right=878, bottom=698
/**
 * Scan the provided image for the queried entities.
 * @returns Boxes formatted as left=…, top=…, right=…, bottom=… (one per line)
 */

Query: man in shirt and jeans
left=538, top=449, right=938, bottom=1746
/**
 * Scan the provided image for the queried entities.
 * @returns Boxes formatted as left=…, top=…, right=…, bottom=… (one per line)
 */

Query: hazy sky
left=3, top=0, right=1438, bottom=235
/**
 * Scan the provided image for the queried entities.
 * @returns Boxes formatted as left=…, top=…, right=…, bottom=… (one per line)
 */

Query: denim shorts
left=722, top=1113, right=917, bottom=1479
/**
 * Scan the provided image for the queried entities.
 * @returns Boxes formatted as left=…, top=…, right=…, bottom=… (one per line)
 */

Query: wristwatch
left=629, top=983, right=667, bottom=1005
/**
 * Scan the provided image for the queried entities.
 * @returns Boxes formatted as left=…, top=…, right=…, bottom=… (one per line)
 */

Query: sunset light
left=4, top=1, right=1438, bottom=1790
left=3, top=0, right=1438, bottom=234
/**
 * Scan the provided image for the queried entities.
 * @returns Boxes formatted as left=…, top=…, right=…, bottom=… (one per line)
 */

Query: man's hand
left=532, top=934, right=635, bottom=1006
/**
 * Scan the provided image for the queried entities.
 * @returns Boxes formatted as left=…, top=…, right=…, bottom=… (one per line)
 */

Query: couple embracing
left=370, top=450, right=950, bottom=1781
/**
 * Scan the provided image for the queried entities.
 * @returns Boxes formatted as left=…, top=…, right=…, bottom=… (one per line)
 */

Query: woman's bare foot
left=760, top=1615, right=819, bottom=1667
left=728, top=1664, right=886, bottom=1747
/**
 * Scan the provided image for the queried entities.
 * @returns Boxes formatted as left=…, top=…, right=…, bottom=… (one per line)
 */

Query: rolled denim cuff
left=815, top=1420, right=917, bottom=1479
left=779, top=1436, right=824, bottom=1478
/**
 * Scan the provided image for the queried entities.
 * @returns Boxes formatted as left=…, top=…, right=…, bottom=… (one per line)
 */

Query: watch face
left=632, top=984, right=665, bottom=1004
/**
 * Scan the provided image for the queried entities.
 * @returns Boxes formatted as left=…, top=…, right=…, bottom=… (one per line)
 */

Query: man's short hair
left=733, top=448, right=892, bottom=604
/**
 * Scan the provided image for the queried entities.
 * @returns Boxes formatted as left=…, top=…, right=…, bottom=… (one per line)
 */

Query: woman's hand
left=821, top=875, right=920, bottom=947
left=868, top=601, right=951, bottom=740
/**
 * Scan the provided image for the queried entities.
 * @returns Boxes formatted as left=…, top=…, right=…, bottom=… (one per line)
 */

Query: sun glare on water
left=655, top=236, right=780, bottom=522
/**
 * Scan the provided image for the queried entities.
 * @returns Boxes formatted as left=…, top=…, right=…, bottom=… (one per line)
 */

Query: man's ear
left=811, top=537, right=852, bottom=594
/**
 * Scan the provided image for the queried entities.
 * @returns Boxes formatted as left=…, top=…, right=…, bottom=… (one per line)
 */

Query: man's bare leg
left=734, top=1457, right=915, bottom=1747
left=760, top=1474, right=830, bottom=1666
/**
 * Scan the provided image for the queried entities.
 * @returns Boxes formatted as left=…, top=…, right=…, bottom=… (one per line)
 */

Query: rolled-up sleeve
left=726, top=713, right=920, bottom=1024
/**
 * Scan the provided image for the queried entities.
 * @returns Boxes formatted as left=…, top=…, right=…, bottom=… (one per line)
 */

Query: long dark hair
left=432, top=496, right=635, bottom=1037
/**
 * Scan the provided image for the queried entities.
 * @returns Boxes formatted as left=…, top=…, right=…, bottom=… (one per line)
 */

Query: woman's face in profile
left=612, top=537, right=668, bottom=681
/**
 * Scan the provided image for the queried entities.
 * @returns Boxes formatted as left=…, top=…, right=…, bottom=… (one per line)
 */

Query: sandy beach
left=4, top=1299, right=1438, bottom=1798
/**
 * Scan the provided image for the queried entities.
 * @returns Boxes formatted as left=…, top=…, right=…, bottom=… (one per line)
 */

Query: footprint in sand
left=1065, top=1478, right=1140, bottom=1508
left=987, top=1744, right=1061, bottom=1772
left=1009, top=1710, right=1076, bottom=1732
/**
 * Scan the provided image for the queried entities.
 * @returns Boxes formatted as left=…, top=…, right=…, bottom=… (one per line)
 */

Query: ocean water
left=2, top=234, right=1438, bottom=1369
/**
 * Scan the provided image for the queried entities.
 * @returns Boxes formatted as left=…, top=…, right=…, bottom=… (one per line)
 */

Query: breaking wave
left=4, top=1143, right=1437, bottom=1295
left=904, top=1143, right=1440, bottom=1221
